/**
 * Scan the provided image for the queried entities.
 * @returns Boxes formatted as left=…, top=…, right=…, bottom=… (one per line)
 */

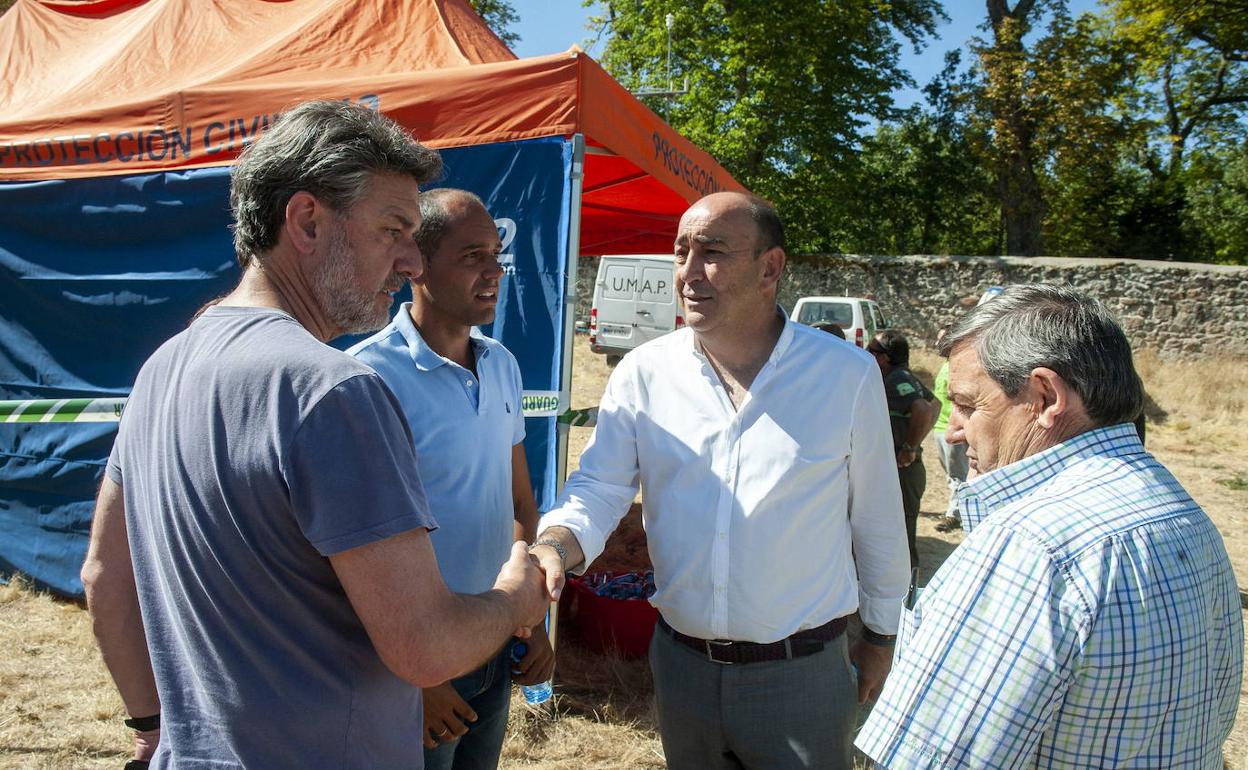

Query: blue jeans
left=422, top=649, right=511, bottom=770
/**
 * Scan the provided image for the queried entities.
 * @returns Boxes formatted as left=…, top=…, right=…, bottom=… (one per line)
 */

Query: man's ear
left=284, top=191, right=324, bottom=255
left=759, top=246, right=786, bottom=289
left=1029, top=367, right=1077, bottom=430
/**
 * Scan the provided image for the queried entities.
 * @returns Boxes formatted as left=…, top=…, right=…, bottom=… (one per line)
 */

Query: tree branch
left=1179, top=58, right=1232, bottom=143
left=1193, top=30, right=1248, bottom=62
left=987, top=0, right=1007, bottom=32
left=1012, top=0, right=1038, bottom=21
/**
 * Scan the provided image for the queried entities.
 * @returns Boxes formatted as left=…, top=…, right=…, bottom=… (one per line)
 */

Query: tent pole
left=555, top=134, right=586, bottom=494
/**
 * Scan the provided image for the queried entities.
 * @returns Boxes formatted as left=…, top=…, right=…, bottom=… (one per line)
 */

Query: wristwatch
left=862, top=627, right=898, bottom=647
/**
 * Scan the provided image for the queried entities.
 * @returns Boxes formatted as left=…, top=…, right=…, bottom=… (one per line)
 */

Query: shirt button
left=465, top=379, right=474, bottom=387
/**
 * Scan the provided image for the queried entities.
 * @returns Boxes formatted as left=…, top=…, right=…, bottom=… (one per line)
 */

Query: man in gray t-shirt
left=81, top=101, right=551, bottom=769
left=107, top=307, right=435, bottom=766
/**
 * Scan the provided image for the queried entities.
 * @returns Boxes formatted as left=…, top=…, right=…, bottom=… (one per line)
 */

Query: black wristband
left=123, top=713, right=160, bottom=732
left=124, top=761, right=151, bottom=770
left=862, top=627, right=897, bottom=646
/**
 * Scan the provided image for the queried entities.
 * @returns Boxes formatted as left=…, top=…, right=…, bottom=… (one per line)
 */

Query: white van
left=791, top=296, right=889, bottom=348
left=589, top=255, right=682, bottom=365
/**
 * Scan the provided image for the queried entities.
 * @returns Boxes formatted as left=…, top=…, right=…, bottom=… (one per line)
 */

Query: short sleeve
left=855, top=524, right=1085, bottom=769
left=508, top=353, right=526, bottom=446
left=887, top=372, right=924, bottom=413
left=285, top=373, right=436, bottom=556
left=105, top=427, right=124, bottom=486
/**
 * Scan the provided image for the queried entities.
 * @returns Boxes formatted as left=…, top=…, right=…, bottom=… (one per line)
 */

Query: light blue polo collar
left=392, top=302, right=490, bottom=372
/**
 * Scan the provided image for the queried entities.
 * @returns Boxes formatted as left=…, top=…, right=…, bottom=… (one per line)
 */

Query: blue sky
left=508, top=1, right=1101, bottom=108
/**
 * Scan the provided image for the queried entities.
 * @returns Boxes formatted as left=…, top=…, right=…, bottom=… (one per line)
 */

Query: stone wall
left=573, top=254, right=1248, bottom=358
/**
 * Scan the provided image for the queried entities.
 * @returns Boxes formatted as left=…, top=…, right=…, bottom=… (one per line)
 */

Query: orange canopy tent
left=0, top=0, right=745, bottom=253
left=0, top=0, right=746, bottom=595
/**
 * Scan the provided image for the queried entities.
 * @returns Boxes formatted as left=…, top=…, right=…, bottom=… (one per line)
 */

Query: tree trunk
left=985, top=0, right=1045, bottom=256
left=998, top=128, right=1045, bottom=256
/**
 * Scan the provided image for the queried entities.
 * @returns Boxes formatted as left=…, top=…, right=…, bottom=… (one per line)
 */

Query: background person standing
left=349, top=188, right=552, bottom=770
left=531, top=191, right=910, bottom=770
left=867, top=330, right=939, bottom=572
left=931, top=327, right=970, bottom=532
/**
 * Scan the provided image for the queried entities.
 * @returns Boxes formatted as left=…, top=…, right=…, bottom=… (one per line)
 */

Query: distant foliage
left=592, top=0, right=945, bottom=253
left=594, top=0, right=1247, bottom=263
left=469, top=0, right=521, bottom=47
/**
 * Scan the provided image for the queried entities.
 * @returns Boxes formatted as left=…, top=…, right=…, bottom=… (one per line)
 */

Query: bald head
left=416, top=188, right=488, bottom=260
left=685, top=192, right=785, bottom=257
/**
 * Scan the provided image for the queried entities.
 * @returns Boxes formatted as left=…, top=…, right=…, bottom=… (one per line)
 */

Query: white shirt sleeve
left=537, top=360, right=642, bottom=572
left=848, top=362, right=910, bottom=635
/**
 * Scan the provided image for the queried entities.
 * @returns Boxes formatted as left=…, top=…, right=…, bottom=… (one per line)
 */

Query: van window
left=871, top=304, right=888, bottom=330
left=602, top=264, right=638, bottom=300
left=602, top=262, right=673, bottom=302
left=638, top=265, right=674, bottom=303
left=799, top=301, right=853, bottom=327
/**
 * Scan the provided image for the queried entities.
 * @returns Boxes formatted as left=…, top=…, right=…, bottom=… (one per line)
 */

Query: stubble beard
left=313, top=224, right=399, bottom=336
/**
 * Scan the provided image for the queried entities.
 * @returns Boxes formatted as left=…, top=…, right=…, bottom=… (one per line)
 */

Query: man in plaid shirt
left=856, top=284, right=1242, bottom=769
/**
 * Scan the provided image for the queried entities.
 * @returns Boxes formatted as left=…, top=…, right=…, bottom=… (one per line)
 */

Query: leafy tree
left=978, top=3, right=1042, bottom=255
left=469, top=0, right=520, bottom=48
left=842, top=53, right=999, bottom=255
left=1027, top=11, right=1143, bottom=256
left=1114, top=0, right=1248, bottom=62
left=1181, top=143, right=1248, bottom=263
left=956, top=2, right=1141, bottom=256
left=959, top=1, right=1247, bottom=260
left=1104, top=0, right=1248, bottom=259
left=591, top=0, right=944, bottom=252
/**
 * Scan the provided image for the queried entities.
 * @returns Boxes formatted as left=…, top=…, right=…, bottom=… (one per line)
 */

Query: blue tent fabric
left=0, top=137, right=573, bottom=596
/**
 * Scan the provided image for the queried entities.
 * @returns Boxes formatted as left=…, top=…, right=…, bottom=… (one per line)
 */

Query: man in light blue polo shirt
left=349, top=189, right=551, bottom=770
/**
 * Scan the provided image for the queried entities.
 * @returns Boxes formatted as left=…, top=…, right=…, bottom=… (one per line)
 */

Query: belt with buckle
left=658, top=616, right=848, bottom=665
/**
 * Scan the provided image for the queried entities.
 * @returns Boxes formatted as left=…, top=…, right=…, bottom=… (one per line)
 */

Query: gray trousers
left=934, top=433, right=969, bottom=518
left=650, top=622, right=857, bottom=770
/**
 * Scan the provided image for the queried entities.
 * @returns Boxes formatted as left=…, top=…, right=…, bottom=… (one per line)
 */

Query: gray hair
left=229, top=100, right=443, bottom=267
left=937, top=284, right=1143, bottom=427
left=415, top=188, right=486, bottom=260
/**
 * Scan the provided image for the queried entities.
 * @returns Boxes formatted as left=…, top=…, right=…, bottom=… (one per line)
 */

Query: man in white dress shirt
left=529, top=192, right=910, bottom=770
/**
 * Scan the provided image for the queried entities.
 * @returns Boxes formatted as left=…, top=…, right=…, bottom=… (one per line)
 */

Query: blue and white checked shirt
left=857, top=423, right=1243, bottom=769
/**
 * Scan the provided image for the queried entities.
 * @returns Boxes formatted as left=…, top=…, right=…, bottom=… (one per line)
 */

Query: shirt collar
left=954, top=422, right=1146, bottom=532
left=687, top=305, right=795, bottom=365
left=392, top=303, right=489, bottom=372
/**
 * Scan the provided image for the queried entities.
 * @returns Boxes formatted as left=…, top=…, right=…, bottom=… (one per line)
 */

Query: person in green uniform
left=867, top=331, right=939, bottom=572
left=930, top=329, right=970, bottom=531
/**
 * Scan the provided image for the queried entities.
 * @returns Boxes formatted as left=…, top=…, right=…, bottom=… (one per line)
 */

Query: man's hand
left=493, top=541, right=550, bottom=636
left=527, top=543, right=566, bottom=602
left=511, top=623, right=555, bottom=685
left=528, top=526, right=588, bottom=602
left=896, top=447, right=918, bottom=468
left=849, top=639, right=894, bottom=704
left=421, top=683, right=476, bottom=749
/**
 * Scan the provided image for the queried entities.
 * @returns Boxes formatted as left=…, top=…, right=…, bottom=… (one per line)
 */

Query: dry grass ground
left=3, top=340, right=1247, bottom=769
